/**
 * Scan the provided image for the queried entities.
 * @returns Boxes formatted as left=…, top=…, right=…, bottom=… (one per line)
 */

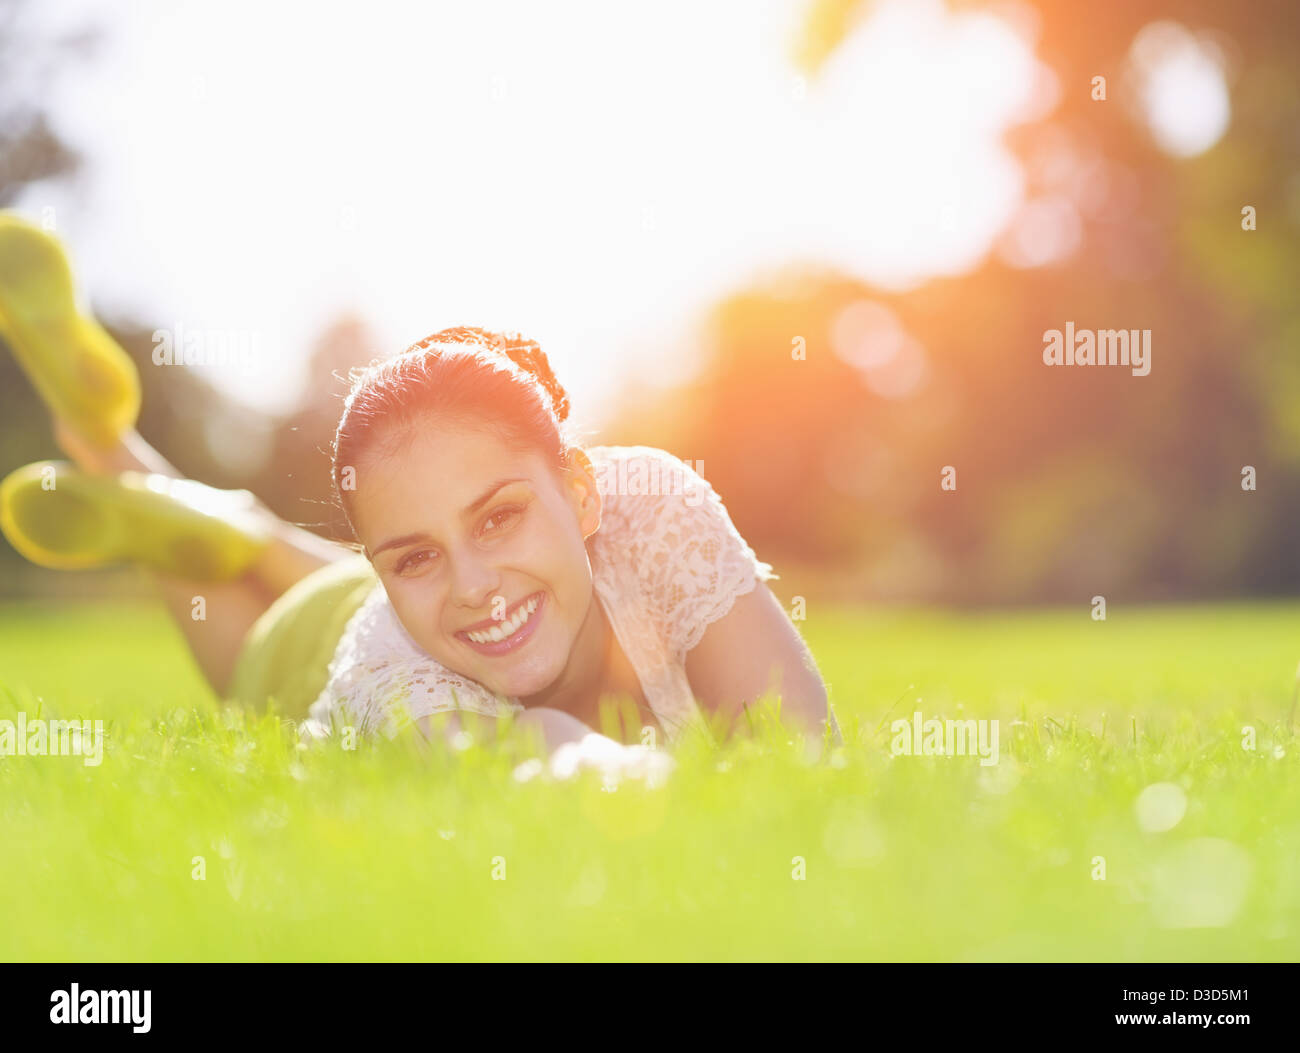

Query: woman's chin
left=496, top=668, right=561, bottom=700
left=473, top=653, right=564, bottom=700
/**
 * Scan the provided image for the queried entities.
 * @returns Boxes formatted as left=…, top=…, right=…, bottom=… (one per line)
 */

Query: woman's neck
left=519, top=587, right=610, bottom=721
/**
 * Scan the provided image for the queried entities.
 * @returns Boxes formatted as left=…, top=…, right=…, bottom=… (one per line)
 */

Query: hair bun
left=429, top=327, right=570, bottom=423
left=496, top=334, right=571, bottom=424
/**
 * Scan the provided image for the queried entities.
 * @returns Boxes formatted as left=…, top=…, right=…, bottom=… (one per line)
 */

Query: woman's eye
left=481, top=505, right=523, bottom=535
left=396, top=550, right=435, bottom=575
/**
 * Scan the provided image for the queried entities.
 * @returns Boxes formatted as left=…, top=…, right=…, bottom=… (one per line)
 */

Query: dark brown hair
left=332, top=327, right=574, bottom=534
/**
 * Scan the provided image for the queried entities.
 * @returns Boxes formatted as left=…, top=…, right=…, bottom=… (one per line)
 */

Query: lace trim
left=590, top=445, right=776, bottom=663
left=674, top=567, right=765, bottom=660
left=300, top=585, right=522, bottom=741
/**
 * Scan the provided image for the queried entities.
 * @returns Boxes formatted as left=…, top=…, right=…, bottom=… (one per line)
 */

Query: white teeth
left=465, top=594, right=540, bottom=645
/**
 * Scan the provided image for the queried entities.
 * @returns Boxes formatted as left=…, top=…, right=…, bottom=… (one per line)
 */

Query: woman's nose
left=448, top=550, right=500, bottom=609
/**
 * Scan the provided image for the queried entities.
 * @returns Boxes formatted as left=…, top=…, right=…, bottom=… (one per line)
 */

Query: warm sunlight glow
left=26, top=0, right=1041, bottom=417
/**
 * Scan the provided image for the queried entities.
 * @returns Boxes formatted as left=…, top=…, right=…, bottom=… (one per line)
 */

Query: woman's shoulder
left=585, top=443, right=777, bottom=662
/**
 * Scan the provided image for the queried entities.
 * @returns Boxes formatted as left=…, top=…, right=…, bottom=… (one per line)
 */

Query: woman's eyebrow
left=369, top=531, right=431, bottom=559
left=369, top=478, right=529, bottom=559
left=464, top=477, right=529, bottom=516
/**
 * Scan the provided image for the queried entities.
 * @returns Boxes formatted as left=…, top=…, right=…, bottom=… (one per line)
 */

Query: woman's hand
left=418, top=706, right=674, bottom=786
left=512, top=707, right=675, bottom=787
left=546, top=733, right=675, bottom=787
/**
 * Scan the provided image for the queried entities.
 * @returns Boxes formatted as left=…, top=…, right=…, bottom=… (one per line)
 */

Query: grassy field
left=1, top=597, right=1297, bottom=961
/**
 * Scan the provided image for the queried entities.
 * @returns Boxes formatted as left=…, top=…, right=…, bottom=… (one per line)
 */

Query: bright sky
left=23, top=0, right=1048, bottom=419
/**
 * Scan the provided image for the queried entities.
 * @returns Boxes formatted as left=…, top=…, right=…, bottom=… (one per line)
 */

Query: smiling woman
left=0, top=225, right=836, bottom=764
left=298, top=328, right=840, bottom=751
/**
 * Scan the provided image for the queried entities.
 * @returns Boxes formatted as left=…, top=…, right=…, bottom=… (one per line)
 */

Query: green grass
left=1, top=598, right=1298, bottom=960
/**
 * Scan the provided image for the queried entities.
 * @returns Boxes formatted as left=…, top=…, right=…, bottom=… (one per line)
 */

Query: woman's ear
left=561, top=446, right=602, bottom=539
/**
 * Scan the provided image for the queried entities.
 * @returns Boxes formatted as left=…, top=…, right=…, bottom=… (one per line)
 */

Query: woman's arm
left=684, top=583, right=841, bottom=750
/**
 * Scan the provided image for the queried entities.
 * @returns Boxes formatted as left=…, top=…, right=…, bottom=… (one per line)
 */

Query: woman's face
left=349, top=416, right=602, bottom=700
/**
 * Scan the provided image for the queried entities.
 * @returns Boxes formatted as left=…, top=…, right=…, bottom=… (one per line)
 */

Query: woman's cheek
left=525, top=534, right=569, bottom=582
left=387, top=577, right=445, bottom=655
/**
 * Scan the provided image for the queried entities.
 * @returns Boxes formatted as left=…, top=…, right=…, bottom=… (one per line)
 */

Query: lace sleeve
left=299, top=583, right=523, bottom=741
left=601, top=447, right=777, bottom=665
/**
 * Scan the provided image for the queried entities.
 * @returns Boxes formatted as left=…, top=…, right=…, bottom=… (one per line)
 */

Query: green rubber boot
left=0, top=212, right=141, bottom=448
left=0, top=461, right=271, bottom=581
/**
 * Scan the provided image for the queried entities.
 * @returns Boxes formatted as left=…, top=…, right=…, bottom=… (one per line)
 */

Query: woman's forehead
left=350, top=418, right=549, bottom=527
left=370, top=416, right=534, bottom=475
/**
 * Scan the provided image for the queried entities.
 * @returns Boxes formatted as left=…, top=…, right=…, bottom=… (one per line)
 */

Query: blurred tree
left=0, top=1, right=84, bottom=206
left=606, top=0, right=1300, bottom=604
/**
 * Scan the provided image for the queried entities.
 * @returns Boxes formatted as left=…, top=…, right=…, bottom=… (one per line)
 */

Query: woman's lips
left=456, top=591, right=546, bottom=657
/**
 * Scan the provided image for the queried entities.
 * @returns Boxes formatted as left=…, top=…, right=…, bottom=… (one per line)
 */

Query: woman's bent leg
left=225, top=552, right=376, bottom=719
left=151, top=572, right=276, bottom=697
left=52, top=421, right=360, bottom=700
left=57, top=420, right=351, bottom=598
left=247, top=519, right=352, bottom=599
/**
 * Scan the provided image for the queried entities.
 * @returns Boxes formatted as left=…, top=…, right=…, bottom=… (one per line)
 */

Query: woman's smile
left=456, top=590, right=547, bottom=656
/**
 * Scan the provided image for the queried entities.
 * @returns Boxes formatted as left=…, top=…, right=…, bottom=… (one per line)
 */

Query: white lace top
left=300, top=445, right=777, bottom=746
